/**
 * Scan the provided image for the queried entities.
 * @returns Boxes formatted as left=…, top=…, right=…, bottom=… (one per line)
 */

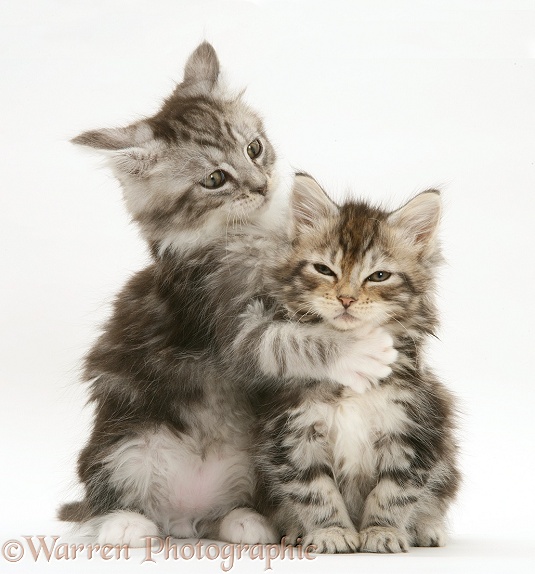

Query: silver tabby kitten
left=60, top=44, right=395, bottom=547
left=250, top=175, right=460, bottom=553
left=59, top=42, right=283, bottom=547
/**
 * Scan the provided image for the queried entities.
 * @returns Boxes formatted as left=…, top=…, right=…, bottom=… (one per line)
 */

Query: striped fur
left=59, top=42, right=283, bottom=546
left=61, top=41, right=454, bottom=552
left=71, top=42, right=280, bottom=257
left=252, top=175, right=460, bottom=553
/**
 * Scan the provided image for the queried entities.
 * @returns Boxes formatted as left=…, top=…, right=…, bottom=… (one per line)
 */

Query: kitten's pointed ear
left=183, top=41, right=220, bottom=91
left=291, top=173, right=339, bottom=234
left=387, top=190, right=442, bottom=249
left=71, top=121, right=158, bottom=177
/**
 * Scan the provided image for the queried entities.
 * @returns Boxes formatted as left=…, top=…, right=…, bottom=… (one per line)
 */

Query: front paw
left=302, top=526, right=359, bottom=554
left=328, top=370, right=376, bottom=394
left=328, top=326, right=397, bottom=392
left=355, top=325, right=398, bottom=372
left=411, top=522, right=447, bottom=547
left=96, top=511, right=160, bottom=547
left=359, top=526, right=408, bottom=553
left=219, top=508, right=278, bottom=544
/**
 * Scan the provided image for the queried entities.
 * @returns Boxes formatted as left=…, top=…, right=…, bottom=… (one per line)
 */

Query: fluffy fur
left=251, top=175, right=460, bottom=553
left=59, top=42, right=282, bottom=546
left=72, top=42, right=281, bottom=256
left=60, top=46, right=396, bottom=547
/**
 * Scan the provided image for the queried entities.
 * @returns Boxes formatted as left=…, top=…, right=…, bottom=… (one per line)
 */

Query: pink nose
left=338, top=296, right=355, bottom=309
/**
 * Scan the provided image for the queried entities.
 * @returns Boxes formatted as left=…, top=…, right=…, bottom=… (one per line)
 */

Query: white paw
left=168, top=517, right=196, bottom=539
left=219, top=508, right=278, bottom=544
left=328, top=326, right=397, bottom=392
left=302, top=526, right=359, bottom=554
left=359, top=526, right=408, bottom=553
left=97, top=511, right=160, bottom=547
left=412, top=523, right=447, bottom=547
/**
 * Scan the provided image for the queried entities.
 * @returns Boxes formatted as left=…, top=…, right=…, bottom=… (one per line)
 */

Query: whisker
left=288, top=302, right=316, bottom=323
left=384, top=310, right=418, bottom=354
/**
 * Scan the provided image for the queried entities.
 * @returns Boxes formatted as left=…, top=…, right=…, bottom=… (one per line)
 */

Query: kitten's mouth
left=334, top=312, right=359, bottom=324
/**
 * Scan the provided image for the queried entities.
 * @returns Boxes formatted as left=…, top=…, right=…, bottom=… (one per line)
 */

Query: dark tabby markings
left=364, top=516, right=397, bottom=528
left=270, top=332, right=287, bottom=376
left=287, top=491, right=326, bottom=506
left=61, top=42, right=288, bottom=541
left=376, top=495, right=418, bottom=510
left=283, top=463, right=335, bottom=484
left=253, top=187, right=458, bottom=552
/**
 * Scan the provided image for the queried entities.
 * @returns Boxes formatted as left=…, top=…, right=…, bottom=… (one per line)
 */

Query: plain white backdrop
left=1, top=1, right=534, bottom=572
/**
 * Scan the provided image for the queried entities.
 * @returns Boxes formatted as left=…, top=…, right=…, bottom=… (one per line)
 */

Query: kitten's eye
left=247, top=139, right=263, bottom=159
left=313, top=263, right=337, bottom=277
left=201, top=170, right=227, bottom=189
left=367, top=271, right=392, bottom=282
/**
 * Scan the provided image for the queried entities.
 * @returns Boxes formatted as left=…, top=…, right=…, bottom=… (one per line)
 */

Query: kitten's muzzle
left=252, top=185, right=268, bottom=197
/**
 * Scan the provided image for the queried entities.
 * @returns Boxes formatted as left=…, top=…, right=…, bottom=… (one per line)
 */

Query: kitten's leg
left=259, top=398, right=359, bottom=553
left=358, top=479, right=415, bottom=553
left=410, top=508, right=447, bottom=548
left=64, top=439, right=158, bottom=547
left=357, top=377, right=460, bottom=554
left=232, top=300, right=397, bottom=392
left=408, top=462, right=459, bottom=547
left=218, top=507, right=279, bottom=544
left=357, top=417, right=429, bottom=553
left=73, top=439, right=161, bottom=546
left=359, top=438, right=457, bottom=552
left=76, top=426, right=195, bottom=545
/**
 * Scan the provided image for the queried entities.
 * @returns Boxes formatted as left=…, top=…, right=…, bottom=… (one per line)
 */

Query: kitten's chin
left=329, top=313, right=362, bottom=331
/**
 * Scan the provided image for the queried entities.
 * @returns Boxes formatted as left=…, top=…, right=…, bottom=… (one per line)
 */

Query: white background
left=1, top=1, right=534, bottom=572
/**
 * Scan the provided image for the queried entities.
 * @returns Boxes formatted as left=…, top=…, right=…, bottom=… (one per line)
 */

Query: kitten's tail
left=57, top=500, right=91, bottom=522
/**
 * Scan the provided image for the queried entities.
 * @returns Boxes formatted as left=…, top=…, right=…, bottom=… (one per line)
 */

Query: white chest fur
left=329, top=387, right=409, bottom=480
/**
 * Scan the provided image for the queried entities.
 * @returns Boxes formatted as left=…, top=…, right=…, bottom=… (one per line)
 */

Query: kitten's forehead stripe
left=224, top=120, right=238, bottom=142
left=154, top=95, right=240, bottom=150
left=338, top=204, right=386, bottom=266
left=192, top=136, right=227, bottom=152
left=148, top=116, right=178, bottom=143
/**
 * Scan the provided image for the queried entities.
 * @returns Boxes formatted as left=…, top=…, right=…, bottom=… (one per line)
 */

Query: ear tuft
left=183, top=41, right=220, bottom=89
left=388, top=190, right=442, bottom=247
left=291, top=173, right=339, bottom=233
left=113, top=148, right=158, bottom=177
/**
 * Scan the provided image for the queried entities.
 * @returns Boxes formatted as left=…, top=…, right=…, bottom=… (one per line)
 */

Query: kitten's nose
left=338, top=296, right=356, bottom=309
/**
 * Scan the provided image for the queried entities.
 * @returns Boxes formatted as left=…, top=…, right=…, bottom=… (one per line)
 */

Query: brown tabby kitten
left=253, top=175, right=460, bottom=553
